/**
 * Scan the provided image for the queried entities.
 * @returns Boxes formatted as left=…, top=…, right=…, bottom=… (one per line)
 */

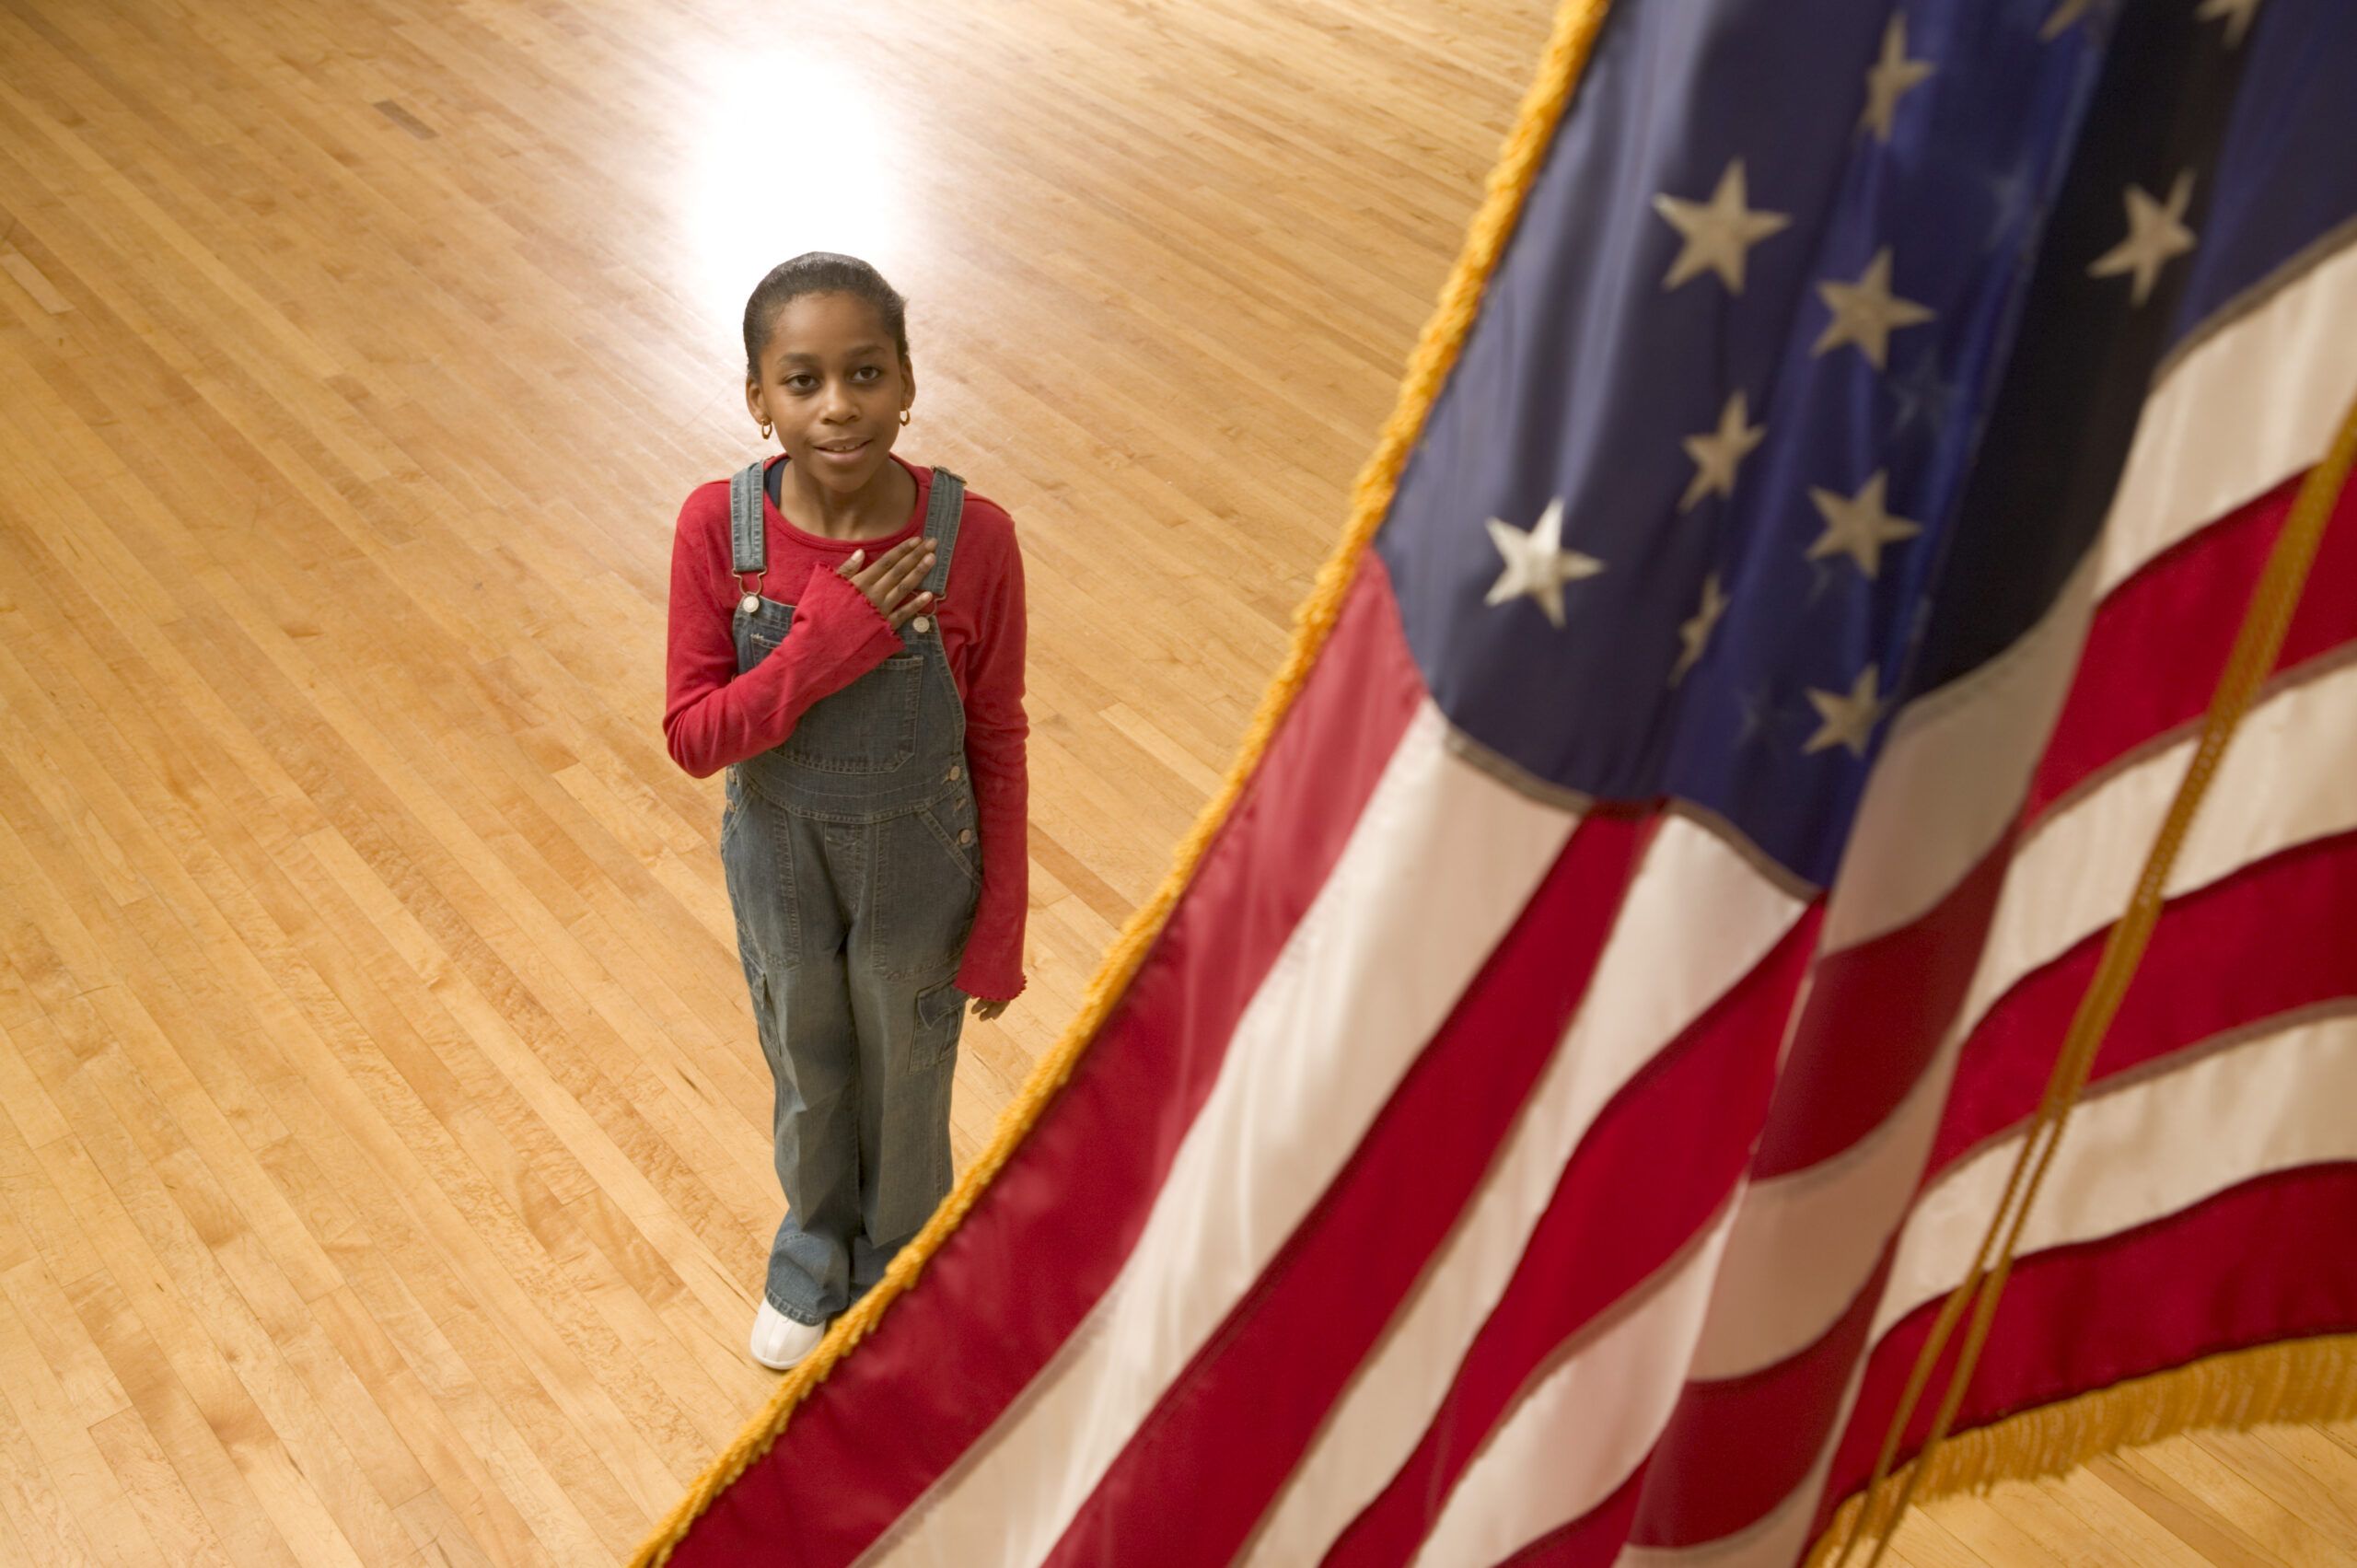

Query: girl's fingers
left=853, top=540, right=933, bottom=592
left=848, top=540, right=902, bottom=581
left=846, top=539, right=937, bottom=612
left=874, top=553, right=935, bottom=602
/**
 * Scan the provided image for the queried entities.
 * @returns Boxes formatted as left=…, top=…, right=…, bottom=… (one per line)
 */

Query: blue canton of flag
left=1375, top=0, right=2286, bottom=886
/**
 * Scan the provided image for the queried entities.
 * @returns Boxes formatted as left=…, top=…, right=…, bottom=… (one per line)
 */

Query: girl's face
left=745, top=291, right=916, bottom=497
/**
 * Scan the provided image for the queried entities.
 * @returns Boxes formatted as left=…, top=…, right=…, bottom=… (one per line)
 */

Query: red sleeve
left=662, top=488, right=903, bottom=779
left=954, top=514, right=1031, bottom=1003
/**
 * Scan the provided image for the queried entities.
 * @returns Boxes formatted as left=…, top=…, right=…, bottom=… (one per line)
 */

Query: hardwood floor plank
left=82, top=1404, right=239, bottom=1568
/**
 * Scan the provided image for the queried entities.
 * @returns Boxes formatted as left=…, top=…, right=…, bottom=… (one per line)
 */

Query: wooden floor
left=0, top=0, right=2350, bottom=1563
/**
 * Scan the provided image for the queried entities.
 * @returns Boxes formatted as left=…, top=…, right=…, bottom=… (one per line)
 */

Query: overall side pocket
left=911, top=977, right=967, bottom=1074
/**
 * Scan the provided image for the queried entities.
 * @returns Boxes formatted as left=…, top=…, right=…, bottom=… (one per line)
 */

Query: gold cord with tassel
left=1832, top=392, right=2357, bottom=1568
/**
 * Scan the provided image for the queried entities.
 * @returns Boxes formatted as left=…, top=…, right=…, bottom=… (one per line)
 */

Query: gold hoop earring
left=759, top=420, right=772, bottom=440
left=899, top=409, right=912, bottom=427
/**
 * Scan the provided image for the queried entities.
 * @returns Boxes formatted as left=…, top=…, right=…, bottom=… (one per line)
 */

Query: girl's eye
left=853, top=366, right=880, bottom=381
left=785, top=374, right=818, bottom=391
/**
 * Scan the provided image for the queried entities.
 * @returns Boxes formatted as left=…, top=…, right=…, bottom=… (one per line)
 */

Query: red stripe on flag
left=1931, top=828, right=2357, bottom=1178
left=1750, top=841, right=2009, bottom=1179
left=1321, top=914, right=1819, bottom=1568
left=1626, top=1252, right=1893, bottom=1549
left=1816, top=1161, right=2357, bottom=1539
left=668, top=559, right=1428, bottom=1568
left=1041, top=816, right=1653, bottom=1568
left=2028, top=466, right=2357, bottom=822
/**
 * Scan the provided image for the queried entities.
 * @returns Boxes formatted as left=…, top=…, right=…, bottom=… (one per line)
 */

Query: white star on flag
left=1806, top=470, right=1922, bottom=578
left=1679, top=392, right=1767, bottom=511
left=1983, top=165, right=2035, bottom=251
left=1671, top=573, right=1729, bottom=685
left=1483, top=497, right=1604, bottom=629
left=2039, top=0, right=2118, bottom=42
left=1653, top=160, right=1792, bottom=294
left=1888, top=349, right=1960, bottom=437
left=1813, top=248, right=1936, bottom=370
left=1860, top=16, right=1934, bottom=143
left=2196, top=0, right=2264, bottom=47
left=1803, top=664, right=1887, bottom=757
left=2088, top=170, right=2198, bottom=307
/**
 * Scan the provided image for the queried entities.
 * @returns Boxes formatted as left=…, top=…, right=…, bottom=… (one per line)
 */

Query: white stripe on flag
left=1410, top=1206, right=1741, bottom=1568
left=1244, top=819, right=1804, bottom=1567
left=1821, top=549, right=2096, bottom=955
left=1878, top=1008, right=2357, bottom=1342
left=1689, top=1028, right=1963, bottom=1383
left=1961, top=656, right=2357, bottom=1040
left=862, top=702, right=1576, bottom=1568
left=2097, top=230, right=2357, bottom=599
left=1687, top=659, right=2357, bottom=1382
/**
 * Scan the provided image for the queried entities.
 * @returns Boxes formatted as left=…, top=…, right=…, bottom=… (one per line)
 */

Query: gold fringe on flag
left=629, top=3, right=1618, bottom=1562
left=1805, top=1332, right=2357, bottom=1568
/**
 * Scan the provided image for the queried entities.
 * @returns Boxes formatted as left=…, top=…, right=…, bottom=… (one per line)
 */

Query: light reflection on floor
left=676, top=47, right=915, bottom=330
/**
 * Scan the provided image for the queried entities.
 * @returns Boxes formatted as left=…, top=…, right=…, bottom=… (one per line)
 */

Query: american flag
left=645, top=0, right=2357, bottom=1563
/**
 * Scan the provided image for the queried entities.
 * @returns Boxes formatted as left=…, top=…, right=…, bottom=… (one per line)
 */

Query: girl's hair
left=742, top=253, right=911, bottom=380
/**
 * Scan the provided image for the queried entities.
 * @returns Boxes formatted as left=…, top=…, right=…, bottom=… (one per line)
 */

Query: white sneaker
left=749, top=1300, right=828, bottom=1370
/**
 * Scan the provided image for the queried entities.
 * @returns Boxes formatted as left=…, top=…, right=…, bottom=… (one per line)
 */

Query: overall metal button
left=739, top=593, right=761, bottom=615
left=911, top=615, right=933, bottom=634
left=958, top=829, right=975, bottom=846
left=946, top=764, right=963, bottom=782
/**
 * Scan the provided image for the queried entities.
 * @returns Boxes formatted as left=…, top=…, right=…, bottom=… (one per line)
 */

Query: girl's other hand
left=840, top=538, right=937, bottom=629
left=970, top=998, right=1011, bottom=1023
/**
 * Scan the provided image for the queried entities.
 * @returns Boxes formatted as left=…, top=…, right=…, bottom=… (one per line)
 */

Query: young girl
left=663, top=253, right=1028, bottom=1370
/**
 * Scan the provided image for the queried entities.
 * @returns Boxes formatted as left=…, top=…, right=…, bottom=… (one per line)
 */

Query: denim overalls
left=720, top=459, right=979, bottom=1327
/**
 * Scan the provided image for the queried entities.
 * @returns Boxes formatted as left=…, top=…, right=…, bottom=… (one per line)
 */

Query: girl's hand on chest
left=840, top=537, right=937, bottom=628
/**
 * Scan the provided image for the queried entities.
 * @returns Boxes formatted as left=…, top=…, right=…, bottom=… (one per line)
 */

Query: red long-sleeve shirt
left=664, top=456, right=1028, bottom=1001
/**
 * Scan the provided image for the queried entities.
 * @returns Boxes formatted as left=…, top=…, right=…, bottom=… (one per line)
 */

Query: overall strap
left=729, top=460, right=767, bottom=576
left=920, top=468, right=966, bottom=598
